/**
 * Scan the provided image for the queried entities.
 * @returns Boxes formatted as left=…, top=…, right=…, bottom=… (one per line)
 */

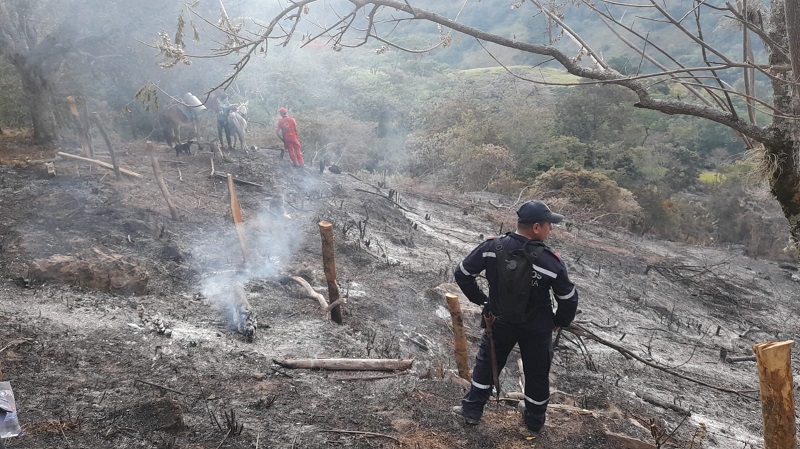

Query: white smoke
left=193, top=172, right=324, bottom=333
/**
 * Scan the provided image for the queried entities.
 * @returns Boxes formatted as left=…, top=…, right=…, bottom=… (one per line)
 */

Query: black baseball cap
left=517, top=200, right=564, bottom=224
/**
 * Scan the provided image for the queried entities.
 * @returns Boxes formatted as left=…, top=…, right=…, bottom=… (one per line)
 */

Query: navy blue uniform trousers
left=462, top=318, right=552, bottom=430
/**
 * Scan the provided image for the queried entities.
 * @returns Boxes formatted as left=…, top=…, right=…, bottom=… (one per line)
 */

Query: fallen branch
left=726, top=355, right=757, bottom=363
left=284, top=276, right=329, bottom=310
left=325, top=297, right=346, bottom=313
left=318, top=429, right=400, bottom=444
left=332, top=372, right=409, bottom=381
left=210, top=160, right=264, bottom=187
left=57, top=151, right=143, bottom=178
left=574, top=319, right=619, bottom=330
left=272, top=358, right=414, bottom=371
left=567, top=324, right=757, bottom=397
left=0, top=339, right=31, bottom=354
left=636, top=392, right=691, bottom=416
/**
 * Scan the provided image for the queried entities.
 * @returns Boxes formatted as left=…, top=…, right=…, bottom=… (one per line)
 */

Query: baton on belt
left=483, top=311, right=501, bottom=403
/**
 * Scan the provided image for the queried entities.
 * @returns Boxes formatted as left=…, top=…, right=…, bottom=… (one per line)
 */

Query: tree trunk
left=764, top=138, right=800, bottom=245
left=768, top=1, right=800, bottom=246
left=784, top=0, right=800, bottom=92
left=18, top=62, right=59, bottom=143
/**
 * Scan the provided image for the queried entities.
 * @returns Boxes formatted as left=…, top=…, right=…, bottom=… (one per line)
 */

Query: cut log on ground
left=57, top=151, right=143, bottom=178
left=272, top=358, right=414, bottom=371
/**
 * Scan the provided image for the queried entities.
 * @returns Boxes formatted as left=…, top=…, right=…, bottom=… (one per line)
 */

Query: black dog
left=174, top=140, right=200, bottom=156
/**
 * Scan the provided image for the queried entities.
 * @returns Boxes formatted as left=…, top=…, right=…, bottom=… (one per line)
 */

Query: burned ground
left=0, top=133, right=798, bottom=448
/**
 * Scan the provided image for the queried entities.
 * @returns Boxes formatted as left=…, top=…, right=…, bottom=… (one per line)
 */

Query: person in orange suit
left=276, top=107, right=304, bottom=167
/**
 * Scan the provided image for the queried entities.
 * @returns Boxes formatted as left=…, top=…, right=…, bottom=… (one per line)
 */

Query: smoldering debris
left=227, top=282, right=257, bottom=342
left=138, top=305, right=173, bottom=337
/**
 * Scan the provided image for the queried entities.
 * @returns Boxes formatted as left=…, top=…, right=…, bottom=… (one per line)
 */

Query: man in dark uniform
left=217, top=93, right=234, bottom=148
left=452, top=200, right=578, bottom=432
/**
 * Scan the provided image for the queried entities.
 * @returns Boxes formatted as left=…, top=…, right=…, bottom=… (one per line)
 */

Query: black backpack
left=488, top=235, right=546, bottom=323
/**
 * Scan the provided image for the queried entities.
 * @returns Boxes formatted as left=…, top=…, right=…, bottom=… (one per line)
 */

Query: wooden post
left=90, top=112, right=120, bottom=180
left=753, top=340, right=796, bottom=449
left=227, top=174, right=251, bottom=265
left=318, top=221, right=343, bottom=324
left=145, top=141, right=179, bottom=221
left=445, top=293, right=470, bottom=380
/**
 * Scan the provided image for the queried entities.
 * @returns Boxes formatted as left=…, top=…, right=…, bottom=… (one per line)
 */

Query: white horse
left=227, top=110, right=247, bottom=150
left=217, top=102, right=248, bottom=150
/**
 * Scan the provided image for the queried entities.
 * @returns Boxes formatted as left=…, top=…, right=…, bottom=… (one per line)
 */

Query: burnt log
left=272, top=358, right=414, bottom=371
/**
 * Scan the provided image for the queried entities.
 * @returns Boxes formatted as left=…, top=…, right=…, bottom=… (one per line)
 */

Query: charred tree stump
left=753, top=340, right=796, bottom=449
left=227, top=174, right=251, bottom=264
left=318, top=221, right=343, bottom=324
left=445, top=293, right=470, bottom=380
left=90, top=112, right=120, bottom=180
left=145, top=142, right=179, bottom=220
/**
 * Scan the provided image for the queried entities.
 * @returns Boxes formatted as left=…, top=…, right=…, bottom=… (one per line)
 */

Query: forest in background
left=0, top=0, right=790, bottom=260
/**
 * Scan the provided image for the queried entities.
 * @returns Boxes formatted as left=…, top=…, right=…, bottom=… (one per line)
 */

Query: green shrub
left=533, top=168, right=641, bottom=226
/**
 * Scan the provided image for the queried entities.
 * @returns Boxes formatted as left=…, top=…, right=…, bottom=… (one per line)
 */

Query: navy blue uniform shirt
left=454, top=232, right=578, bottom=328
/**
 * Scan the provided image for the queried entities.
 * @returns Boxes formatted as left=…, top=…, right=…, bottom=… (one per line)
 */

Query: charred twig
left=346, top=172, right=382, bottom=191
left=645, top=259, right=748, bottom=305
left=133, top=379, right=185, bottom=396
left=194, top=372, right=222, bottom=430
left=223, top=409, right=244, bottom=436
left=215, top=429, right=231, bottom=449
left=270, top=366, right=293, bottom=378
left=354, top=188, right=416, bottom=212
left=649, top=414, right=689, bottom=448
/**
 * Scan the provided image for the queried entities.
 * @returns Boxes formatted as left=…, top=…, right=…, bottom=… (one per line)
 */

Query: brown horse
left=159, top=93, right=208, bottom=147
left=159, top=105, right=200, bottom=147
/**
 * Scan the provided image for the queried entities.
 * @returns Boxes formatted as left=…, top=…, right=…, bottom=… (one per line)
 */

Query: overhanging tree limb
left=177, top=0, right=800, bottom=244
